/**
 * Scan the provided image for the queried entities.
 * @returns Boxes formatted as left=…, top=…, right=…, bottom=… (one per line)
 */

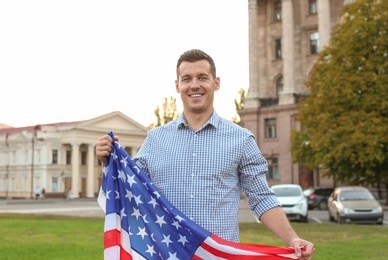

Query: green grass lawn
left=0, top=213, right=387, bottom=259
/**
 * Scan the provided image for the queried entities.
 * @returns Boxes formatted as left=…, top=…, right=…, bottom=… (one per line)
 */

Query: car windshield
left=339, top=190, right=374, bottom=201
left=273, top=187, right=302, bottom=197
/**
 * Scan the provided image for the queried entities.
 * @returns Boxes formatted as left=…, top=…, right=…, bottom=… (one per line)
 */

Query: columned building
left=241, top=0, right=349, bottom=189
left=0, top=111, right=148, bottom=199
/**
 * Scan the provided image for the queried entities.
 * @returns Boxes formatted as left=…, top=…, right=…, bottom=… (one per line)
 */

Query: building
left=240, top=0, right=353, bottom=189
left=0, top=111, right=148, bottom=199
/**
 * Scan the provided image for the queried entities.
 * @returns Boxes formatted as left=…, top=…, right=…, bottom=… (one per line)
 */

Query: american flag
left=98, top=131, right=300, bottom=259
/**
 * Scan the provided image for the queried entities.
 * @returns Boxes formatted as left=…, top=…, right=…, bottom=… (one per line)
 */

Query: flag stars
left=171, top=220, right=182, bottom=230
left=145, top=244, right=156, bottom=257
left=120, top=155, right=128, bottom=168
left=166, top=251, right=179, bottom=260
left=103, top=166, right=109, bottom=177
left=142, top=214, right=149, bottom=224
left=178, top=234, right=189, bottom=246
left=155, top=214, right=167, bottom=228
left=127, top=174, right=137, bottom=187
left=134, top=194, right=143, bottom=206
left=148, top=197, right=158, bottom=209
left=120, top=208, right=127, bottom=218
left=131, top=207, right=141, bottom=220
left=161, top=234, right=173, bottom=247
left=111, top=150, right=118, bottom=160
left=118, top=169, right=126, bottom=182
left=137, top=227, right=148, bottom=239
left=125, top=189, right=133, bottom=201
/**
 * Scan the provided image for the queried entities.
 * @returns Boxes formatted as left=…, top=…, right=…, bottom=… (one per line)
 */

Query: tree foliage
left=231, top=88, right=246, bottom=125
left=291, top=0, right=388, bottom=203
left=148, top=96, right=180, bottom=129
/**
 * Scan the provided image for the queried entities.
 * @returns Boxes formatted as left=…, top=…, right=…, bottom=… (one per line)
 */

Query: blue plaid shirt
left=134, top=111, right=280, bottom=242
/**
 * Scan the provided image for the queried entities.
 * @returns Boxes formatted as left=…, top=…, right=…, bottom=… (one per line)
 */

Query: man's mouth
left=189, top=93, right=203, bottom=98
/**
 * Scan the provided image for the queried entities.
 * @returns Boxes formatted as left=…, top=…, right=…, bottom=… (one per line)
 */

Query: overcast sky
left=0, top=0, right=249, bottom=128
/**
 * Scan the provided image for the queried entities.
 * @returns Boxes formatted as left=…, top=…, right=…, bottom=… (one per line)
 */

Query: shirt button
left=190, top=194, right=194, bottom=198
left=192, top=153, right=196, bottom=157
left=191, top=173, right=195, bottom=177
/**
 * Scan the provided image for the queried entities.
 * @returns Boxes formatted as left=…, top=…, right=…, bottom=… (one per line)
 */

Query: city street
left=1, top=197, right=387, bottom=226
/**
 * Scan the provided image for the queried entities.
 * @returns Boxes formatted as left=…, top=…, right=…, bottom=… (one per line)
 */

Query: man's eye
left=200, top=76, right=207, bottom=81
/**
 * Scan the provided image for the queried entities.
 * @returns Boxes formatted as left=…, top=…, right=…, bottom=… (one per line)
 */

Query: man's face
left=175, top=60, right=220, bottom=114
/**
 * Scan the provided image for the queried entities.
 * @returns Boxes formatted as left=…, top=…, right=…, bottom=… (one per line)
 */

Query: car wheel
left=303, top=214, right=309, bottom=223
left=318, top=200, right=328, bottom=210
left=337, top=214, right=343, bottom=224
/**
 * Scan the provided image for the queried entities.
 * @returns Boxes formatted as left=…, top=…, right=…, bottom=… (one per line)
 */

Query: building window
left=309, top=0, right=317, bottom=15
left=52, top=150, right=58, bottom=164
left=310, top=32, right=319, bottom=54
left=66, top=150, right=71, bottom=165
left=267, top=158, right=279, bottom=180
left=52, top=177, right=58, bottom=192
left=81, top=151, right=87, bottom=165
left=274, top=0, right=282, bottom=21
left=125, top=147, right=133, bottom=157
left=275, top=38, right=282, bottom=60
left=276, top=76, right=283, bottom=97
left=265, top=118, right=277, bottom=139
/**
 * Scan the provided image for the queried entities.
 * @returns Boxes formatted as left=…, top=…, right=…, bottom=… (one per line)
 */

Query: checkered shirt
left=134, top=111, right=280, bottom=242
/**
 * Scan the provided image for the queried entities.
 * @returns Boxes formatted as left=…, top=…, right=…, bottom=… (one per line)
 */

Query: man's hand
left=290, top=238, right=315, bottom=260
left=95, top=134, right=119, bottom=164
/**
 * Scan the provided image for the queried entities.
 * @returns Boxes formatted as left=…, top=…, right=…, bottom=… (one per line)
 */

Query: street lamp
left=30, top=125, right=43, bottom=199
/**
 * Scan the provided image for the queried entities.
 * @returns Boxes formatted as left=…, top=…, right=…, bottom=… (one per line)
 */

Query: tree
left=291, top=0, right=388, bottom=204
left=148, top=96, right=181, bottom=128
left=231, top=88, right=246, bottom=125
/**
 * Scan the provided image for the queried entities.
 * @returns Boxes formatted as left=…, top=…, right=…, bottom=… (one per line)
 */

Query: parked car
left=271, top=184, right=308, bottom=223
left=303, top=187, right=334, bottom=210
left=327, top=186, right=384, bottom=225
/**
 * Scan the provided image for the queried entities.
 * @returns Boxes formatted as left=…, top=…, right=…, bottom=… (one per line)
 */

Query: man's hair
left=176, top=49, right=216, bottom=79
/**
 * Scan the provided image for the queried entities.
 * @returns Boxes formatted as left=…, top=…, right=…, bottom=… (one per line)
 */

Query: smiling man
left=95, top=49, right=315, bottom=259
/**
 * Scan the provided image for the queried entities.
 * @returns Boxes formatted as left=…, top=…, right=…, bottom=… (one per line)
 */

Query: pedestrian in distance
left=34, top=186, right=41, bottom=200
left=95, top=49, right=315, bottom=259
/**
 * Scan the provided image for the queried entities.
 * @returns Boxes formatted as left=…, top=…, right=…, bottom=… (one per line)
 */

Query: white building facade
left=0, top=111, right=148, bottom=199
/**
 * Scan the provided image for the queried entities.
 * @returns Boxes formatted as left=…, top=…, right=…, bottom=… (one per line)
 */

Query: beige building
left=0, top=111, right=148, bottom=199
left=240, top=0, right=353, bottom=189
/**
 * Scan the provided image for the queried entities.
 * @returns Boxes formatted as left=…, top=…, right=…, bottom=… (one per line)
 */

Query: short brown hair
left=176, top=49, right=216, bottom=79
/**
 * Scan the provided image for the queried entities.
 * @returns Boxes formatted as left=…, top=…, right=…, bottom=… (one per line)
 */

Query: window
left=310, top=32, right=319, bottom=54
left=267, top=158, right=279, bottom=180
left=66, top=150, right=71, bottom=165
left=309, top=0, right=317, bottom=15
left=52, top=177, right=58, bottom=192
left=274, top=0, right=282, bottom=21
left=275, top=38, right=282, bottom=60
left=265, top=118, right=277, bottom=139
left=81, top=151, right=87, bottom=165
left=276, top=76, right=283, bottom=97
left=52, top=150, right=58, bottom=164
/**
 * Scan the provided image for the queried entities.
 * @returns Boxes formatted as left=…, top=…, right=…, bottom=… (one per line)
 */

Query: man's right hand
left=95, top=134, right=119, bottom=164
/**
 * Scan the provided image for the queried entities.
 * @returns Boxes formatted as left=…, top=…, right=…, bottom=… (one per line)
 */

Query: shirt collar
left=176, top=110, right=220, bottom=130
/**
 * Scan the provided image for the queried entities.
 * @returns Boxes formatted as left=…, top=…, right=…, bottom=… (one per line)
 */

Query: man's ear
left=214, top=77, right=220, bottom=91
left=175, top=80, right=180, bottom=93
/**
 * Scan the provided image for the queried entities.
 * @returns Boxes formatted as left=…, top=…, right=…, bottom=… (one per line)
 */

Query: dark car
left=303, top=187, right=334, bottom=210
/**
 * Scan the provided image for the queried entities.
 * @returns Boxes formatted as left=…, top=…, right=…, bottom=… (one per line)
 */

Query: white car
left=271, top=184, right=308, bottom=223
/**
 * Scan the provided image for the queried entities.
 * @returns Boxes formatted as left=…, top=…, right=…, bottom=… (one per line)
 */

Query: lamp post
left=30, top=125, right=43, bottom=199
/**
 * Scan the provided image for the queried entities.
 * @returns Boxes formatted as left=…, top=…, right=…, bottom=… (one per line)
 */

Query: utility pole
left=30, top=127, right=36, bottom=199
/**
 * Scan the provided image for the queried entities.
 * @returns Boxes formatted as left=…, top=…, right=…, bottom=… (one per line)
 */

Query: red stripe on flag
left=196, top=234, right=299, bottom=260
left=104, top=229, right=120, bottom=250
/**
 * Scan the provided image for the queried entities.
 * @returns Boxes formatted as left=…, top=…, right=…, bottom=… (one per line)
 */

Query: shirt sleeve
left=238, top=134, right=281, bottom=219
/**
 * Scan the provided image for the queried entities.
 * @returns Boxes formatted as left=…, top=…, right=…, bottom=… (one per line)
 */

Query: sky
left=0, top=0, right=249, bottom=128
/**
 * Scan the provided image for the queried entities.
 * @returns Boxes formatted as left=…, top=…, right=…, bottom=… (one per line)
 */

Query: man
left=95, top=49, right=315, bottom=259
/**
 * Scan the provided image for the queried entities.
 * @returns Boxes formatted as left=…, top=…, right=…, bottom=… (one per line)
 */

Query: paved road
left=0, top=198, right=258, bottom=222
left=1, top=198, right=387, bottom=225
